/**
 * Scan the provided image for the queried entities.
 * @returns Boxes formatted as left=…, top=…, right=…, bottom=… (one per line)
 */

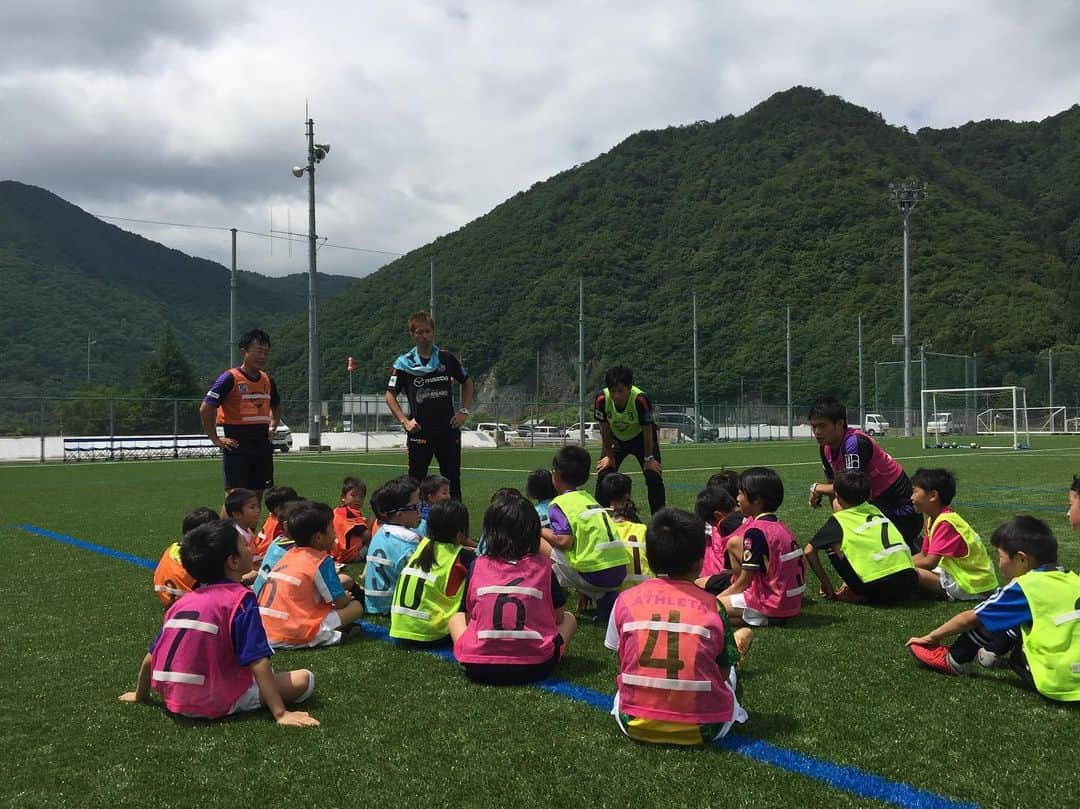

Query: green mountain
left=0, top=180, right=355, bottom=395
left=269, top=87, right=1079, bottom=412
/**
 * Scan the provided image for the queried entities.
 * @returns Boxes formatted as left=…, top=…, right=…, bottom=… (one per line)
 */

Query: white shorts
left=727, top=592, right=769, bottom=627
left=271, top=611, right=344, bottom=650
left=227, top=669, right=316, bottom=715
left=934, top=567, right=987, bottom=602
left=550, top=550, right=621, bottom=601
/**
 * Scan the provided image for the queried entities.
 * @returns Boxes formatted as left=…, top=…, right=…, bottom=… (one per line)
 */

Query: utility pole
left=578, top=277, right=585, bottom=444
left=229, top=228, right=238, bottom=367
left=858, top=314, right=864, bottom=429
left=1049, top=347, right=1054, bottom=409
left=889, top=179, right=927, bottom=437
left=291, top=116, right=331, bottom=451
left=86, top=330, right=97, bottom=382
left=430, top=255, right=435, bottom=319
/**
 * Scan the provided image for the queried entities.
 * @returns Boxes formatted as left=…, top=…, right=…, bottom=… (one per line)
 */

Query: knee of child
left=339, top=573, right=354, bottom=590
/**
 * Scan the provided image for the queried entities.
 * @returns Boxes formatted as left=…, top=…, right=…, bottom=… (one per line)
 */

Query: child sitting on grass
left=364, top=476, right=423, bottom=614
left=910, top=468, right=998, bottom=601
left=906, top=513, right=1080, bottom=701
left=597, top=472, right=652, bottom=588
left=605, top=507, right=749, bottom=746
left=121, top=520, right=318, bottom=725
left=451, top=492, right=576, bottom=684
left=548, top=445, right=628, bottom=623
left=707, top=469, right=746, bottom=539
left=418, top=475, right=452, bottom=537
left=153, top=506, right=218, bottom=606
left=526, top=468, right=557, bottom=530
left=804, top=471, right=917, bottom=604
left=696, top=485, right=739, bottom=587
left=254, top=486, right=300, bottom=563
left=257, top=502, right=364, bottom=649
left=714, top=467, right=805, bottom=627
left=390, top=500, right=475, bottom=643
left=332, top=476, right=370, bottom=564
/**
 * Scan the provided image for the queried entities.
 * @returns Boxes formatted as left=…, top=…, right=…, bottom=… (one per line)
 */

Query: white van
left=476, top=422, right=518, bottom=441
left=862, top=414, right=889, bottom=436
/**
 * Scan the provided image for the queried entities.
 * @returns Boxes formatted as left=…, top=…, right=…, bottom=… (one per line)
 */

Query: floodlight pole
left=858, top=314, right=864, bottom=429
left=786, top=305, right=792, bottom=440
left=430, top=255, right=435, bottom=320
left=693, top=291, right=700, bottom=443
left=889, top=180, right=927, bottom=437
left=1048, top=347, right=1054, bottom=409
left=86, top=330, right=97, bottom=382
left=306, top=119, right=321, bottom=449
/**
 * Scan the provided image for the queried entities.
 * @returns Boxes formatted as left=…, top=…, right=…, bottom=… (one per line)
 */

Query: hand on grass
left=276, top=710, right=320, bottom=727
left=118, top=691, right=147, bottom=704
left=905, top=635, right=938, bottom=648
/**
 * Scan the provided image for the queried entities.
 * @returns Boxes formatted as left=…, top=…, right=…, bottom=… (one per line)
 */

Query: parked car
left=476, top=422, right=519, bottom=441
left=862, top=413, right=889, bottom=436
left=529, top=426, right=567, bottom=444
left=565, top=422, right=602, bottom=441
left=272, top=421, right=293, bottom=452
left=926, top=412, right=958, bottom=435
left=218, top=421, right=293, bottom=452
left=655, top=411, right=719, bottom=442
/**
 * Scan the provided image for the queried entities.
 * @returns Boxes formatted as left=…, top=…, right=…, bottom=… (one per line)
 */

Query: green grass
left=2, top=437, right=1080, bottom=809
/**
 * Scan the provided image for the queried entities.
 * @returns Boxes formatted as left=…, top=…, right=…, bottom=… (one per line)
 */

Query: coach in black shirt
left=384, top=310, right=474, bottom=500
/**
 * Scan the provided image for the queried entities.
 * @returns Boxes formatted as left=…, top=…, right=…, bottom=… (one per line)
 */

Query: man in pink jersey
left=605, top=507, right=748, bottom=745
left=808, top=397, right=922, bottom=551
left=119, top=521, right=318, bottom=725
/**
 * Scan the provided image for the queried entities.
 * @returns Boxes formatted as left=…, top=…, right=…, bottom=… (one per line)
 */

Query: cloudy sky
left=3, top=1, right=1079, bottom=277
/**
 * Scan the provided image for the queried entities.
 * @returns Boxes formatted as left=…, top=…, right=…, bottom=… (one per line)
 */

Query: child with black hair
left=390, top=500, right=476, bottom=643
left=526, top=468, right=557, bottom=530
left=803, top=471, right=917, bottom=605
left=225, top=488, right=261, bottom=552
left=706, top=470, right=746, bottom=538
left=332, top=477, right=370, bottom=564
left=475, top=487, right=527, bottom=557
left=548, top=445, right=628, bottom=623
left=605, top=507, right=749, bottom=746
left=910, top=468, right=998, bottom=601
left=120, top=521, right=318, bottom=725
left=364, top=476, right=423, bottom=614
left=907, top=514, right=1080, bottom=701
left=153, top=507, right=219, bottom=605
left=418, top=475, right=452, bottom=534
left=715, top=467, right=805, bottom=627
left=257, top=501, right=364, bottom=648
left=254, top=486, right=301, bottom=563
left=696, top=486, right=740, bottom=586
left=450, top=493, right=576, bottom=684
left=598, top=472, right=652, bottom=588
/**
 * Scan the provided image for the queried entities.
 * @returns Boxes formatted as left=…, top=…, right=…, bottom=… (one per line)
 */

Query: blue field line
left=12, top=524, right=980, bottom=809
left=16, top=523, right=157, bottom=569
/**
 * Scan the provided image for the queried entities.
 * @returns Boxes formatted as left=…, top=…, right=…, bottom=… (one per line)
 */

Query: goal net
left=920, top=387, right=1031, bottom=449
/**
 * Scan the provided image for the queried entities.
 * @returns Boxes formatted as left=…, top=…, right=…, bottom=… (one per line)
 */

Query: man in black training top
left=594, top=365, right=666, bottom=514
left=384, top=310, right=474, bottom=501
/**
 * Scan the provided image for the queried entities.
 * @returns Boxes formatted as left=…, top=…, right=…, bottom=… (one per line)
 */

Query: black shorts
left=222, top=440, right=274, bottom=491
left=830, top=554, right=918, bottom=604
left=461, top=636, right=563, bottom=686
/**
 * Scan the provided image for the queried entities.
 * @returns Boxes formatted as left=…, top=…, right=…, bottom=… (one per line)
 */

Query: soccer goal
left=920, top=386, right=1031, bottom=450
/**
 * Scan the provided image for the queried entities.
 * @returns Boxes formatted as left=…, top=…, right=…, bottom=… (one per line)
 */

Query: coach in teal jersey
left=594, top=365, right=666, bottom=514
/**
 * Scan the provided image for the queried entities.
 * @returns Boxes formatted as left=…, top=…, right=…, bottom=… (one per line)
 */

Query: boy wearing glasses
left=364, top=476, right=423, bottom=614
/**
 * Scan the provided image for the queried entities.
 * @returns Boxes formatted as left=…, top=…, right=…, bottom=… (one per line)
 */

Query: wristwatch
left=644, top=455, right=654, bottom=462
left=810, top=483, right=819, bottom=495
left=458, top=407, right=470, bottom=415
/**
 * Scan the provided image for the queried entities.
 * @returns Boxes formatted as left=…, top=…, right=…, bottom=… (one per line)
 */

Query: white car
left=476, top=422, right=518, bottom=440
left=565, top=422, right=602, bottom=441
left=863, top=414, right=889, bottom=436
left=216, top=421, right=293, bottom=452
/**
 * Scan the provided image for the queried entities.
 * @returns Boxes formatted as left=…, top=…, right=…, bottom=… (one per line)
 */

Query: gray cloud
left=2, top=1, right=1079, bottom=278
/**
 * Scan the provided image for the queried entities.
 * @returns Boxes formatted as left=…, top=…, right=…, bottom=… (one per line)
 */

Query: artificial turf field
left=2, top=437, right=1079, bottom=809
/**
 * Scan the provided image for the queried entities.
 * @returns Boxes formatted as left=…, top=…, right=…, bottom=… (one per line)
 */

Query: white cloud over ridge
left=2, top=0, right=1079, bottom=278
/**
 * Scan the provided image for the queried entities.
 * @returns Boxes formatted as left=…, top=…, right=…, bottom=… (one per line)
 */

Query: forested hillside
left=269, top=87, right=1079, bottom=408
left=0, top=181, right=354, bottom=395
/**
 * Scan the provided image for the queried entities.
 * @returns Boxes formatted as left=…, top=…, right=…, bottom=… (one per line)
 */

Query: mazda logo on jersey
left=414, top=378, right=425, bottom=387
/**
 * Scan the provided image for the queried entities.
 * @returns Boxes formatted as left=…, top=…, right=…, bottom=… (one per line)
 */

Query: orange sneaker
left=909, top=644, right=969, bottom=676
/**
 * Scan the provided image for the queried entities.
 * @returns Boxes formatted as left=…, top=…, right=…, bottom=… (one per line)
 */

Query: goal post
left=920, top=386, right=1031, bottom=450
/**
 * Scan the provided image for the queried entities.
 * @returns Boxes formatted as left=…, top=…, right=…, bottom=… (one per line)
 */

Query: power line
left=91, top=213, right=403, bottom=257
